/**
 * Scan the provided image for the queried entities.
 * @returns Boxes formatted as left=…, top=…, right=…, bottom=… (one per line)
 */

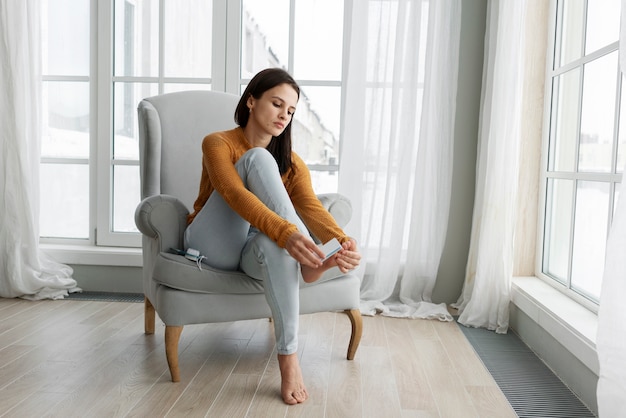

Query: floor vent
left=66, top=291, right=144, bottom=303
left=458, top=323, right=596, bottom=418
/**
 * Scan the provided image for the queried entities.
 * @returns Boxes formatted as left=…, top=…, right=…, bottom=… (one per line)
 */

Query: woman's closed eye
left=274, top=102, right=294, bottom=116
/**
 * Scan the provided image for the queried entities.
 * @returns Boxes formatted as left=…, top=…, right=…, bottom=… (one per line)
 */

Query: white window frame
left=42, top=0, right=348, bottom=249
left=537, top=0, right=622, bottom=311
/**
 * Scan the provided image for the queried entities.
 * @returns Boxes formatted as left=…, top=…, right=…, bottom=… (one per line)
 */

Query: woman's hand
left=293, top=235, right=361, bottom=283
left=333, top=238, right=361, bottom=274
left=285, top=231, right=325, bottom=269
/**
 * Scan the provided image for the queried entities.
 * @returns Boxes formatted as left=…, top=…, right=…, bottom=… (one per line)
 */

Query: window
left=540, top=0, right=624, bottom=305
left=40, top=0, right=346, bottom=248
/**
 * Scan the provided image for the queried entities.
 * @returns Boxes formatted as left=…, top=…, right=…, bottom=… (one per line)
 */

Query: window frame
left=537, top=0, right=623, bottom=311
left=41, top=0, right=348, bottom=249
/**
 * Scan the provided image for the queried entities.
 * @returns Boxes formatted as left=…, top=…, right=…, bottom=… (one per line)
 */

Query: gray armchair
left=134, top=90, right=363, bottom=382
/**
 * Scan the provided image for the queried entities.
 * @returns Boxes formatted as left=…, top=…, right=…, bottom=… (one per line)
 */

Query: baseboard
left=510, top=276, right=598, bottom=415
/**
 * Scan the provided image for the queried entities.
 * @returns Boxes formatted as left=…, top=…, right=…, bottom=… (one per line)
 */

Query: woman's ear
left=246, top=95, right=255, bottom=111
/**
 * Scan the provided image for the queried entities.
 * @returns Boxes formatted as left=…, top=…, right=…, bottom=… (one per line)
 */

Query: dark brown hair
left=234, top=68, right=300, bottom=175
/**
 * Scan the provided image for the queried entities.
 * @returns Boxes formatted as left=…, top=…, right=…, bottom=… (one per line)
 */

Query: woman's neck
left=243, top=124, right=271, bottom=148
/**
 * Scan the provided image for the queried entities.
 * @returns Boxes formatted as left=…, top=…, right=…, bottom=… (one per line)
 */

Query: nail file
left=319, top=238, right=342, bottom=261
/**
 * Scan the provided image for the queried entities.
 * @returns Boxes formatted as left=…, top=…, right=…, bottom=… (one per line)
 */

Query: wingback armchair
left=134, top=90, right=363, bottom=382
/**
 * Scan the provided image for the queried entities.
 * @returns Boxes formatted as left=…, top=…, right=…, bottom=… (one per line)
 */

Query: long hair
left=234, top=68, right=300, bottom=175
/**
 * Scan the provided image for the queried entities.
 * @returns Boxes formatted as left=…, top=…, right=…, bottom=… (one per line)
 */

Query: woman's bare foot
left=277, top=353, right=308, bottom=404
left=301, top=264, right=324, bottom=283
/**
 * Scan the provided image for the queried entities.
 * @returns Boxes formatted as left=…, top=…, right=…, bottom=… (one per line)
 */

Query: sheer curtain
left=340, top=0, right=461, bottom=320
left=0, top=1, right=79, bottom=300
left=595, top=2, right=626, bottom=414
left=452, top=0, right=526, bottom=333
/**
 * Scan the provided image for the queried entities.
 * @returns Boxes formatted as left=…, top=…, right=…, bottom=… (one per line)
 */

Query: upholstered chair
left=134, top=90, right=363, bottom=382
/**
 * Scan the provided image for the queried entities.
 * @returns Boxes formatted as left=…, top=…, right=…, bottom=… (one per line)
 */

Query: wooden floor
left=0, top=297, right=517, bottom=418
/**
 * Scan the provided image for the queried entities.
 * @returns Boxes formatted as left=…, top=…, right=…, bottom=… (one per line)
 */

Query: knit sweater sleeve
left=286, top=153, right=350, bottom=245
left=198, top=130, right=298, bottom=248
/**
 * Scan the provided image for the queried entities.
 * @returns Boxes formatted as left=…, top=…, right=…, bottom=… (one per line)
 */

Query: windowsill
left=41, top=243, right=142, bottom=267
left=511, top=276, right=599, bottom=375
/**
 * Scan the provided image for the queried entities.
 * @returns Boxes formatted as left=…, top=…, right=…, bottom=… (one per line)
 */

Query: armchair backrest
left=137, top=90, right=240, bottom=209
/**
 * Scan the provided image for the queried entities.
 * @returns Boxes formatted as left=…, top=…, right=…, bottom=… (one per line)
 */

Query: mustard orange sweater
left=188, top=127, right=348, bottom=248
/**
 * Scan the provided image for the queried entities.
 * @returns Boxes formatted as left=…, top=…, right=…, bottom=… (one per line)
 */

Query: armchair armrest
left=317, top=193, right=352, bottom=228
left=135, top=194, right=190, bottom=252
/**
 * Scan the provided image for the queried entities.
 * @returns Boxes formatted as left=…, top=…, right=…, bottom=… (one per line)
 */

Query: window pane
left=164, top=0, right=213, bottom=77
left=113, top=165, right=140, bottom=233
left=557, top=0, right=584, bottom=67
left=113, top=82, right=158, bottom=160
left=543, top=178, right=574, bottom=283
left=549, top=69, right=580, bottom=172
left=241, top=0, right=290, bottom=79
left=585, top=0, right=620, bottom=56
left=293, top=0, right=343, bottom=80
left=42, top=81, right=90, bottom=159
left=579, top=52, right=618, bottom=173
left=42, top=0, right=89, bottom=76
left=309, top=170, right=338, bottom=195
left=40, top=163, right=89, bottom=239
left=114, top=0, right=159, bottom=77
left=367, top=2, right=390, bottom=81
left=293, top=86, right=341, bottom=165
left=571, top=181, right=609, bottom=300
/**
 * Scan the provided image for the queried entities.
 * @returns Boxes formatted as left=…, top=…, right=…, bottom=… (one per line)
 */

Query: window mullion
left=95, top=0, right=114, bottom=246
left=159, top=0, right=165, bottom=94
left=211, top=0, right=228, bottom=91
left=96, top=0, right=140, bottom=248
left=224, top=0, right=241, bottom=94
left=288, top=0, right=295, bottom=73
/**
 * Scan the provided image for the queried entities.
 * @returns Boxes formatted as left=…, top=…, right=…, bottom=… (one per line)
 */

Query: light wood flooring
left=0, top=297, right=517, bottom=418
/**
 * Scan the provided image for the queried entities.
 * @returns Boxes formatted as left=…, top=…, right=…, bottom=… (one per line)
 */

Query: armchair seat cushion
left=153, top=252, right=265, bottom=294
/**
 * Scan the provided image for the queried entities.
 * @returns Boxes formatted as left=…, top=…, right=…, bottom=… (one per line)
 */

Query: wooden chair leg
left=344, top=309, right=363, bottom=360
left=165, top=325, right=184, bottom=382
left=145, top=297, right=155, bottom=335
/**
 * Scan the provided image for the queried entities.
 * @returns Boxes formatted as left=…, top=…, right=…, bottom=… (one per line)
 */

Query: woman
left=184, top=68, right=361, bottom=405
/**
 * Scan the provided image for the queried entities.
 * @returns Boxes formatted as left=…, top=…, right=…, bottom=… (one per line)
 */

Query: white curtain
left=595, top=2, right=626, bottom=414
left=0, top=0, right=79, bottom=300
left=452, top=0, right=526, bottom=334
left=339, top=0, right=461, bottom=320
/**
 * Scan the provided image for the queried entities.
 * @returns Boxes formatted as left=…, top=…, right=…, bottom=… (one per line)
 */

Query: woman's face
left=247, top=83, right=299, bottom=138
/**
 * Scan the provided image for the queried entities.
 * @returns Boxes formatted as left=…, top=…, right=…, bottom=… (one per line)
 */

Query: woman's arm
left=202, top=132, right=299, bottom=247
left=286, top=154, right=349, bottom=244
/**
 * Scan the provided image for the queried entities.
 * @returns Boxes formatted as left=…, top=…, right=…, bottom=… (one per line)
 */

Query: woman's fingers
left=336, top=250, right=360, bottom=272
left=335, top=238, right=361, bottom=272
left=285, top=232, right=324, bottom=267
left=286, top=233, right=363, bottom=272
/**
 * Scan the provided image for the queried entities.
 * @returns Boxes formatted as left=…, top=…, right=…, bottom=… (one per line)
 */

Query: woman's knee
left=238, top=147, right=279, bottom=174
left=240, top=233, right=296, bottom=280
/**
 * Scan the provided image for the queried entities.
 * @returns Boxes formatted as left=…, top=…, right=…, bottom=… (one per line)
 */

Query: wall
left=70, top=264, right=142, bottom=293
left=432, top=0, right=486, bottom=304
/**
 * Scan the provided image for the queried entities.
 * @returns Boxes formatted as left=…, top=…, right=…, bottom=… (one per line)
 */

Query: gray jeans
left=184, top=147, right=310, bottom=355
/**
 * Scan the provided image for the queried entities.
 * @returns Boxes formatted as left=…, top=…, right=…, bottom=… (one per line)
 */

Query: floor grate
left=458, top=323, right=596, bottom=418
left=66, top=291, right=144, bottom=303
